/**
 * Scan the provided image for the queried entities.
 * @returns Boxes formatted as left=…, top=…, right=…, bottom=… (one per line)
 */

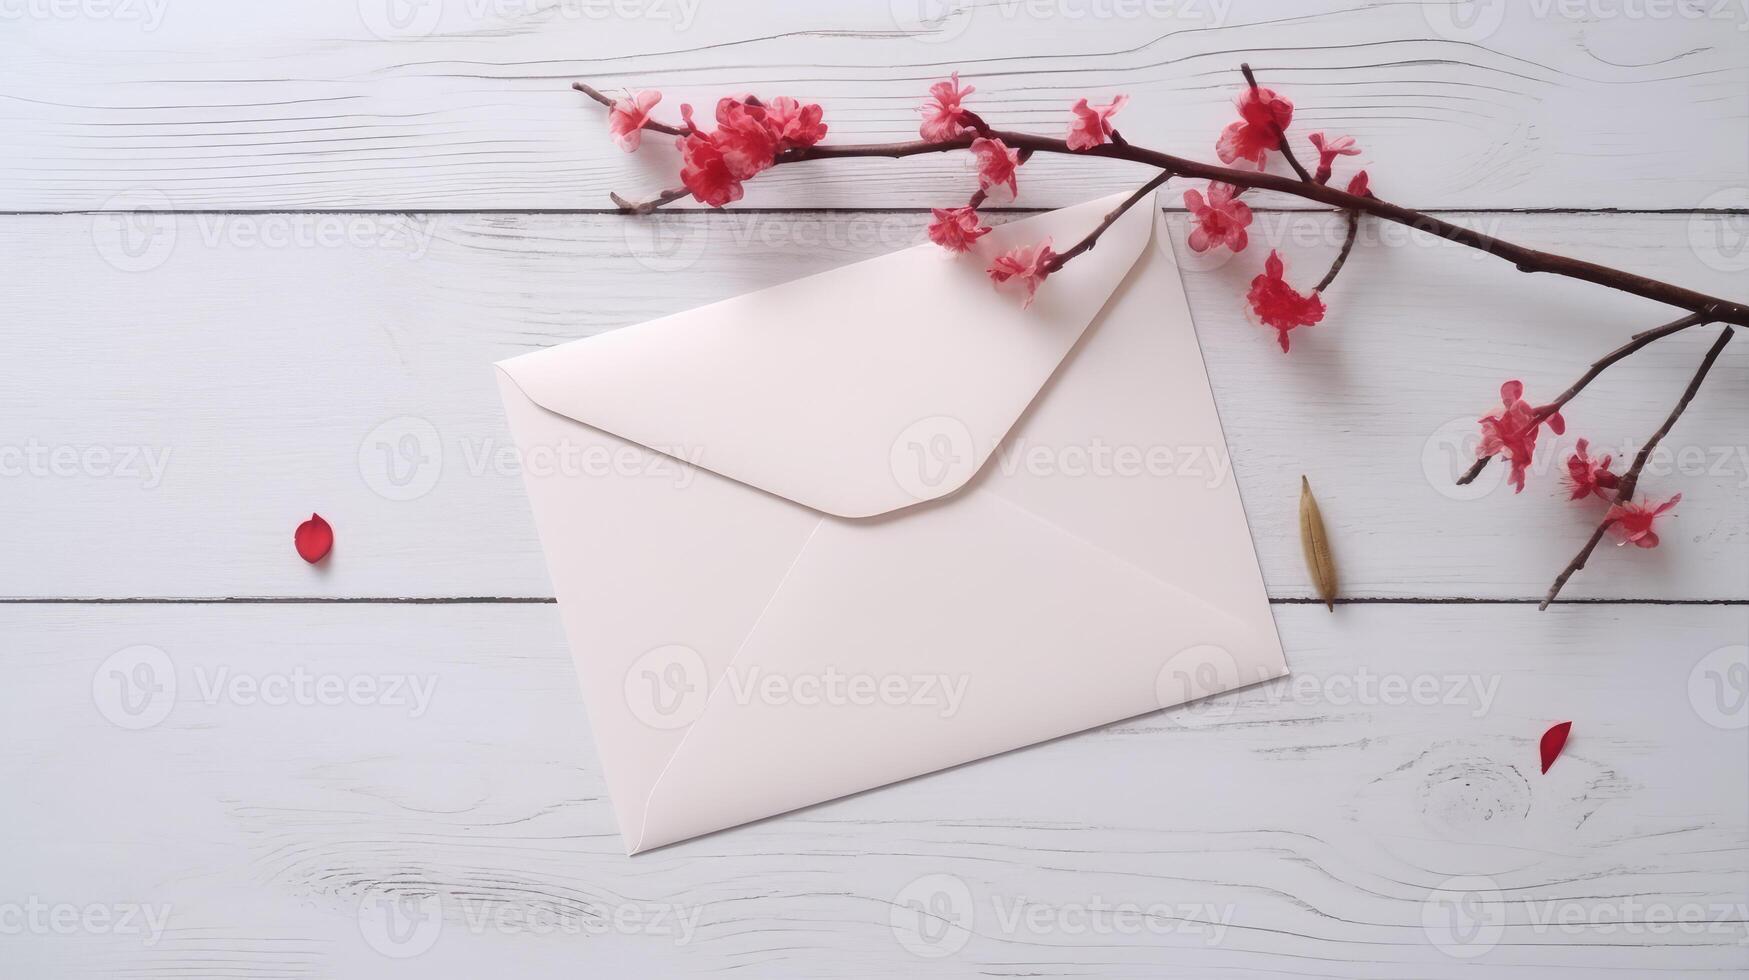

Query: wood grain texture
left=5, top=210, right=1744, bottom=600
left=3, top=0, right=1747, bottom=210
left=4, top=602, right=1744, bottom=978
left=6, top=8, right=1748, bottom=978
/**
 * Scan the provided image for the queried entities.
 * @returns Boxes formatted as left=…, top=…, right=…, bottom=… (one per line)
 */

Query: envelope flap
left=496, top=192, right=1155, bottom=519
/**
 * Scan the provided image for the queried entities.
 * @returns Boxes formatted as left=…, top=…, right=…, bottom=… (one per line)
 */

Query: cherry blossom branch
left=579, top=66, right=1743, bottom=604
left=574, top=82, right=686, bottom=135
left=1313, top=209, right=1359, bottom=293
left=610, top=187, right=690, bottom=214
left=1045, top=169, right=1174, bottom=272
left=1455, top=310, right=1712, bottom=486
left=1239, top=63, right=1314, bottom=184
left=1540, top=325, right=1735, bottom=608
left=800, top=138, right=1748, bottom=325
left=581, top=85, right=1749, bottom=328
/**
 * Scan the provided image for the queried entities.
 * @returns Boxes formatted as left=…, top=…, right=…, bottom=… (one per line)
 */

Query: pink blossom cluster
left=608, top=89, right=827, bottom=207
left=913, top=74, right=1134, bottom=307
left=1180, top=85, right=1374, bottom=352
left=599, top=75, right=1381, bottom=338
left=1475, top=380, right=1679, bottom=547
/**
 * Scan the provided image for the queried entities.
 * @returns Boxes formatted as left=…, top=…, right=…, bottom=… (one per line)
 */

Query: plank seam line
left=0, top=597, right=1741, bottom=606
left=5, top=207, right=1746, bottom=217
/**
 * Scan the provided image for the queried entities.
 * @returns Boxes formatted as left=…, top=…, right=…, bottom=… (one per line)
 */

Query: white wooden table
left=5, top=3, right=1747, bottom=976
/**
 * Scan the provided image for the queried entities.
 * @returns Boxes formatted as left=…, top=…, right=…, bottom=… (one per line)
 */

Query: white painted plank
left=5, top=209, right=1745, bottom=600
left=3, top=602, right=1744, bottom=977
left=3, top=0, right=1746, bottom=210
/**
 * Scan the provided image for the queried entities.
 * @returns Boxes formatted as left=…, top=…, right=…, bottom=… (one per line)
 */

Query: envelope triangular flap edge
left=496, top=192, right=1157, bottom=519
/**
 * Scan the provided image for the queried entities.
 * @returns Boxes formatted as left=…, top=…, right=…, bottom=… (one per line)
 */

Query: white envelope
left=496, top=192, right=1287, bottom=854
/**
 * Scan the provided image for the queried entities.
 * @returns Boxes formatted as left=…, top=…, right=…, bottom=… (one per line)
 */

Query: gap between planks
left=6, top=207, right=1748, bottom=217
left=0, top=597, right=1741, bottom=605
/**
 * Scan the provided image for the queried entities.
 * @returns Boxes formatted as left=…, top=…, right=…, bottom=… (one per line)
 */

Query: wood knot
left=1416, top=759, right=1532, bottom=832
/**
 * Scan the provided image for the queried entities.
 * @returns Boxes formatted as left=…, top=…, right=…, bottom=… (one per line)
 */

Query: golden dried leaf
left=1299, top=475, right=1338, bottom=611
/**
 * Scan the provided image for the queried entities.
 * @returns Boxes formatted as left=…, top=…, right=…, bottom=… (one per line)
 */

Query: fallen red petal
left=295, top=513, right=333, bottom=564
left=1539, top=721, right=1571, bottom=774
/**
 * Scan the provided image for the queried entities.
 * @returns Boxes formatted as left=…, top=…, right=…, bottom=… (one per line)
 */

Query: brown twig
left=1045, top=169, right=1173, bottom=272
left=782, top=134, right=1749, bottom=324
left=610, top=187, right=691, bottom=214
left=1634, top=306, right=1720, bottom=340
left=1313, top=209, right=1359, bottom=293
left=1454, top=311, right=1712, bottom=486
left=1540, top=326, right=1735, bottom=609
left=1239, top=62, right=1314, bottom=183
left=579, top=69, right=1749, bottom=326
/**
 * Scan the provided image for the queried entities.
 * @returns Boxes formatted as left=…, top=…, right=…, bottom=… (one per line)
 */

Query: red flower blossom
left=987, top=237, right=1057, bottom=308
left=760, top=96, right=827, bottom=149
left=971, top=136, right=1022, bottom=200
left=1217, top=85, right=1293, bottom=169
left=1346, top=170, right=1371, bottom=197
left=927, top=206, right=990, bottom=253
left=713, top=97, right=780, bottom=179
left=1563, top=438, right=1620, bottom=500
left=920, top=72, right=975, bottom=143
left=1065, top=94, right=1129, bottom=151
left=607, top=89, right=662, bottom=152
left=1245, top=250, right=1325, bottom=352
left=1307, top=131, right=1359, bottom=184
left=1476, top=380, right=1566, bottom=494
left=1606, top=493, right=1681, bottom=548
left=1183, top=181, right=1251, bottom=253
left=676, top=105, right=744, bottom=208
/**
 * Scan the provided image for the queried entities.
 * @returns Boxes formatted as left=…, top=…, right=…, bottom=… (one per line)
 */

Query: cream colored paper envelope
left=496, top=192, right=1287, bottom=854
